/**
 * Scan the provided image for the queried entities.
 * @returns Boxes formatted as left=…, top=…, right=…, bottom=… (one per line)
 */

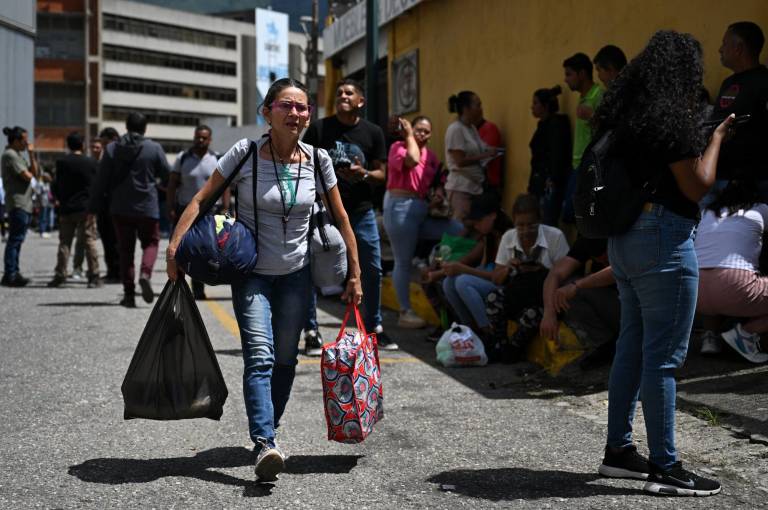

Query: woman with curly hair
left=592, top=31, right=733, bottom=496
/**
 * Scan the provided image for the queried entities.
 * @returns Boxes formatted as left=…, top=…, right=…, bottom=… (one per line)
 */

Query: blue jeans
left=38, top=206, right=52, bottom=233
left=606, top=205, right=698, bottom=470
left=4, top=208, right=31, bottom=277
left=442, top=273, right=497, bottom=329
left=231, top=265, right=312, bottom=446
left=383, top=192, right=462, bottom=310
left=306, top=208, right=382, bottom=332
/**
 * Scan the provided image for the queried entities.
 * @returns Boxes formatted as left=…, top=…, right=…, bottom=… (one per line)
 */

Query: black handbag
left=175, top=141, right=259, bottom=285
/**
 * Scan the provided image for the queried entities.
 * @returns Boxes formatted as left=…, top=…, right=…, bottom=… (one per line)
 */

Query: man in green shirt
left=1, top=126, right=39, bottom=287
left=562, top=52, right=604, bottom=223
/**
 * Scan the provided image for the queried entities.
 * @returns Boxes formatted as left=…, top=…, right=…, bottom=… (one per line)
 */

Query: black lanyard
left=268, top=138, right=302, bottom=244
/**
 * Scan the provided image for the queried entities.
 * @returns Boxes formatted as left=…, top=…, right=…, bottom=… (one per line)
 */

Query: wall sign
left=391, top=49, right=418, bottom=115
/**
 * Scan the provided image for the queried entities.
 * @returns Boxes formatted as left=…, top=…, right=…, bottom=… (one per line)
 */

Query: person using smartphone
left=382, top=115, right=462, bottom=329
left=483, top=194, right=569, bottom=361
left=1, top=126, right=38, bottom=287
left=593, top=30, right=731, bottom=497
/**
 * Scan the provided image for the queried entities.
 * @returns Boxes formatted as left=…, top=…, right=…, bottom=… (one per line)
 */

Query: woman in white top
left=166, top=78, right=362, bottom=482
left=444, top=91, right=500, bottom=220
left=695, top=179, right=768, bottom=363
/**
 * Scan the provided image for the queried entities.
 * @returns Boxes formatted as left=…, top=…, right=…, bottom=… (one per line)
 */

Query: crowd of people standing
left=1, top=18, right=767, bottom=495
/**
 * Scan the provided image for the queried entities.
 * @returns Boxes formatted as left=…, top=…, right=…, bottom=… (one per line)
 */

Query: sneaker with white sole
left=598, top=445, right=650, bottom=480
left=699, top=330, right=722, bottom=355
left=721, top=323, right=768, bottom=363
left=643, top=461, right=721, bottom=497
left=303, top=329, right=324, bottom=357
left=374, top=327, right=399, bottom=351
left=254, top=438, right=285, bottom=482
left=397, top=309, right=427, bottom=329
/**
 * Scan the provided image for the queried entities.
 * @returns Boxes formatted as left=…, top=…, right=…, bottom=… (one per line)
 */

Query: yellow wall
left=382, top=0, right=768, bottom=211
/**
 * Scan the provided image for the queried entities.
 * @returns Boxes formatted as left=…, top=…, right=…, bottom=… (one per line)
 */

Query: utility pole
left=306, top=0, right=319, bottom=120
left=365, top=0, right=378, bottom=124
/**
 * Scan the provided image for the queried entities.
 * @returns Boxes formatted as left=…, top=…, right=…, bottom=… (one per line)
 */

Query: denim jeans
left=442, top=273, right=497, bottom=329
left=306, top=208, right=382, bottom=332
left=606, top=205, right=698, bottom=470
left=4, top=208, right=31, bottom=277
left=383, top=192, right=462, bottom=310
left=38, top=206, right=53, bottom=233
left=232, top=265, right=311, bottom=446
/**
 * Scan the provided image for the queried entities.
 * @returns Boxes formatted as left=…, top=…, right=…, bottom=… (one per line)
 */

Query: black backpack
left=573, top=130, right=660, bottom=239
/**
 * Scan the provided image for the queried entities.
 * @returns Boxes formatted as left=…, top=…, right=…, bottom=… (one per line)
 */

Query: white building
left=100, top=0, right=252, bottom=156
left=98, top=0, right=324, bottom=159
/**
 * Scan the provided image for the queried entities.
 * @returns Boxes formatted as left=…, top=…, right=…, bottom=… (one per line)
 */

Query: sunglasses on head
left=270, top=100, right=313, bottom=116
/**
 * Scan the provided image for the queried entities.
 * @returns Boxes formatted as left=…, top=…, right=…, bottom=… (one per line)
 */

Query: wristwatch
left=362, top=170, right=370, bottom=180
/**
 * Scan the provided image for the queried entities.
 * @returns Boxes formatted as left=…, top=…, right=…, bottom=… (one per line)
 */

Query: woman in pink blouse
left=383, top=116, right=461, bottom=328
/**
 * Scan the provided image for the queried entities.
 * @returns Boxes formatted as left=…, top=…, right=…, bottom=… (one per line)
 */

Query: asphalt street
left=1, top=234, right=767, bottom=509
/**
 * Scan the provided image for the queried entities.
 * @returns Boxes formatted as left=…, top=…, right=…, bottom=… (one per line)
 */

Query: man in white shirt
left=167, top=125, right=225, bottom=300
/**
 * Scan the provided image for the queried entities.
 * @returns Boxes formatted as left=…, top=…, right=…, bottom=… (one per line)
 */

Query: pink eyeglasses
left=271, top=101, right=313, bottom=116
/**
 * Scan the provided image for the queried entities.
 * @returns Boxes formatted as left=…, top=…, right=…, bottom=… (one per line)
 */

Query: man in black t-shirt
left=712, top=21, right=768, bottom=182
left=301, top=79, right=398, bottom=354
left=540, top=236, right=620, bottom=369
left=48, top=132, right=101, bottom=288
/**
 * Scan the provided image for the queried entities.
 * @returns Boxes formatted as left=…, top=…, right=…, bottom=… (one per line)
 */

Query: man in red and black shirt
left=712, top=21, right=768, bottom=182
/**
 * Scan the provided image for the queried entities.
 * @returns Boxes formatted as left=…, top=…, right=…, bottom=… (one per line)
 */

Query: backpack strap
left=197, top=141, right=255, bottom=221
left=314, top=147, right=338, bottom=226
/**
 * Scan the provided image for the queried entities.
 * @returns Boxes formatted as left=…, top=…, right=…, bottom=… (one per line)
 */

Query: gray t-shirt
left=171, top=150, right=219, bottom=206
left=1, top=147, right=33, bottom=213
left=217, top=137, right=337, bottom=276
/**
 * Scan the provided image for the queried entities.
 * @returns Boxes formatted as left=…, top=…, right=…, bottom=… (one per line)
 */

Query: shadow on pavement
left=68, top=447, right=363, bottom=497
left=427, top=468, right=643, bottom=500
left=38, top=301, right=120, bottom=307
left=215, top=349, right=243, bottom=356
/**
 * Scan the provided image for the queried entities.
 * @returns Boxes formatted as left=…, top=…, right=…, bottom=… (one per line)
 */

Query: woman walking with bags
left=592, top=31, right=732, bottom=496
left=166, top=78, right=362, bottom=483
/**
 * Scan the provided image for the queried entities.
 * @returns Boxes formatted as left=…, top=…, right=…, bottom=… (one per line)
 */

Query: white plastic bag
left=436, top=323, right=488, bottom=367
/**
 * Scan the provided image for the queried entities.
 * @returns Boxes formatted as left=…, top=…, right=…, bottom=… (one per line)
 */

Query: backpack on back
left=573, top=130, right=660, bottom=239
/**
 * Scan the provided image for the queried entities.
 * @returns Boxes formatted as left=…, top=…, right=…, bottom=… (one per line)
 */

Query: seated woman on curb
left=695, top=178, right=768, bottom=363
left=484, top=193, right=569, bottom=361
left=440, top=193, right=504, bottom=336
left=383, top=115, right=461, bottom=329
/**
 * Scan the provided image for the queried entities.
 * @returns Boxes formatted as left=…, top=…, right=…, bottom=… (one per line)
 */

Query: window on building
left=103, top=75, right=236, bottom=102
left=35, top=13, right=85, bottom=59
left=102, top=45, right=237, bottom=76
left=103, top=13, right=236, bottom=50
left=35, top=83, right=85, bottom=127
left=103, top=106, right=200, bottom=127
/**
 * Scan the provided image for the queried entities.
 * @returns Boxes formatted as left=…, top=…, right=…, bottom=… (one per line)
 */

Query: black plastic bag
left=121, top=278, right=228, bottom=420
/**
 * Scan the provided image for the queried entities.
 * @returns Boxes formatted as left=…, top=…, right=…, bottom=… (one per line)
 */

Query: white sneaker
left=721, top=324, right=768, bottom=363
left=71, top=269, right=83, bottom=281
left=40, top=232, right=51, bottom=239
left=700, top=330, right=722, bottom=355
left=398, top=309, right=427, bottom=329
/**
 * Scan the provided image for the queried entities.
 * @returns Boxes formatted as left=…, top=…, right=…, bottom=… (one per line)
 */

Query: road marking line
left=205, top=301, right=240, bottom=337
left=204, top=301, right=421, bottom=365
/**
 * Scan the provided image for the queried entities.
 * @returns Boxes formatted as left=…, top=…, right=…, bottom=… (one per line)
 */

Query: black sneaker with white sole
left=598, top=445, right=650, bottom=480
left=376, top=330, right=399, bottom=351
left=304, top=329, right=324, bottom=357
left=644, top=461, right=721, bottom=497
